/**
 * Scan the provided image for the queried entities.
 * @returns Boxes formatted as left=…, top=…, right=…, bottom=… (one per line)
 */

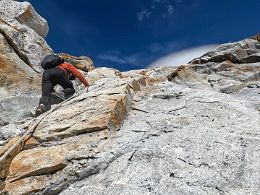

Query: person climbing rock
left=35, top=54, right=90, bottom=116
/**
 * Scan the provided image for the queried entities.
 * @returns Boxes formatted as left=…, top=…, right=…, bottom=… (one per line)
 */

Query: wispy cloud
left=137, top=0, right=182, bottom=22
left=97, top=53, right=127, bottom=64
left=167, top=5, right=175, bottom=14
left=137, top=10, right=152, bottom=22
left=97, top=51, right=150, bottom=67
left=148, top=40, right=187, bottom=54
left=148, top=44, right=217, bottom=68
left=162, top=4, right=175, bottom=18
left=97, top=39, right=193, bottom=68
left=97, top=40, right=217, bottom=70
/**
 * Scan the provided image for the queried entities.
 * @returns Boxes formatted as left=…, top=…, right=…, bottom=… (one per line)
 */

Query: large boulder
left=0, top=0, right=52, bottom=71
left=59, top=53, right=95, bottom=72
left=190, top=37, right=260, bottom=64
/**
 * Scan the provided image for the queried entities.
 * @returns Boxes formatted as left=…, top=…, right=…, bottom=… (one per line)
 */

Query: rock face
left=0, top=44, right=260, bottom=194
left=0, top=1, right=94, bottom=145
left=0, top=0, right=52, bottom=71
left=0, top=0, right=52, bottom=145
left=59, top=53, right=95, bottom=72
left=0, top=2, right=260, bottom=195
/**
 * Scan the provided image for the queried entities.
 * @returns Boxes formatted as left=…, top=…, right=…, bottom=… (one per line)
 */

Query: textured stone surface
left=60, top=38, right=260, bottom=194
left=0, top=2, right=260, bottom=193
left=5, top=175, right=52, bottom=195
left=0, top=67, right=148, bottom=194
left=190, top=38, right=260, bottom=64
left=0, top=136, right=23, bottom=179
left=59, top=53, right=95, bottom=72
left=62, top=81, right=260, bottom=195
left=0, top=0, right=50, bottom=133
left=0, top=0, right=52, bottom=71
left=7, top=146, right=67, bottom=182
left=1, top=60, right=260, bottom=194
left=0, top=0, right=48, bottom=37
left=0, top=30, right=41, bottom=129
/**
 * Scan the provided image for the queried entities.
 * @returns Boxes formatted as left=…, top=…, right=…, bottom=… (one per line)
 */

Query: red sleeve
left=65, top=63, right=89, bottom=87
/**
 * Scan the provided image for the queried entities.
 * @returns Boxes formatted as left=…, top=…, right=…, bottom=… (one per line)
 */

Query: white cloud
left=137, top=10, right=152, bottom=22
left=137, top=0, right=181, bottom=22
left=97, top=53, right=127, bottom=64
left=97, top=51, right=147, bottom=67
left=162, top=4, right=175, bottom=18
left=167, top=5, right=175, bottom=14
left=148, top=44, right=217, bottom=68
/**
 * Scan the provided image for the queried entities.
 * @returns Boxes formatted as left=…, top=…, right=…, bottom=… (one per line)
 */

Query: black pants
left=39, top=67, right=75, bottom=106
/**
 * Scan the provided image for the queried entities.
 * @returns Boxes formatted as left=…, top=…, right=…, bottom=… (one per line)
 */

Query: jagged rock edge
left=0, top=19, right=40, bottom=73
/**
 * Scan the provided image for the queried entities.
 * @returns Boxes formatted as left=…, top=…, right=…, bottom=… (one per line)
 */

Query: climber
left=35, top=54, right=90, bottom=116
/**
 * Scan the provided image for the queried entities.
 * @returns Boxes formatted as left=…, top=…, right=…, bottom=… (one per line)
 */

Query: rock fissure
left=0, top=29, right=32, bottom=70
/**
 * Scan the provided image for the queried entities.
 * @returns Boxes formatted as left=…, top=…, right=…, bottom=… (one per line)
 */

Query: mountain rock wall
left=0, top=0, right=52, bottom=71
left=0, top=2, right=259, bottom=195
left=0, top=1, right=94, bottom=143
left=0, top=0, right=52, bottom=145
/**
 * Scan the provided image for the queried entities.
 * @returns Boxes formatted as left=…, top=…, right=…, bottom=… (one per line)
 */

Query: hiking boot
left=35, top=104, right=49, bottom=117
left=64, top=93, right=73, bottom=99
left=51, top=92, right=65, bottom=104
left=62, top=88, right=75, bottom=99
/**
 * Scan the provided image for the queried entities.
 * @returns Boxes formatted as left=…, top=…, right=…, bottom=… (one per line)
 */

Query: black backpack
left=41, top=54, right=64, bottom=69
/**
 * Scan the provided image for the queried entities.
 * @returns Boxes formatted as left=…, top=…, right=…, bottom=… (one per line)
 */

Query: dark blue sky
left=26, top=0, right=259, bottom=71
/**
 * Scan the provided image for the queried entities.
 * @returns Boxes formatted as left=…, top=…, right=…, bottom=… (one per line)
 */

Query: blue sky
left=26, top=0, right=260, bottom=71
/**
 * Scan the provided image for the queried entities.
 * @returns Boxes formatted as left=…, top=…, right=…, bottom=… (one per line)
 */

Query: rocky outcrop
left=0, top=53, right=259, bottom=194
left=0, top=0, right=52, bottom=145
left=186, top=37, right=260, bottom=112
left=0, top=2, right=260, bottom=194
left=62, top=80, right=260, bottom=195
left=61, top=39, right=260, bottom=195
left=0, top=67, right=152, bottom=194
left=0, top=0, right=52, bottom=71
left=59, top=53, right=95, bottom=72
left=190, top=37, right=260, bottom=64
left=0, top=1, right=94, bottom=143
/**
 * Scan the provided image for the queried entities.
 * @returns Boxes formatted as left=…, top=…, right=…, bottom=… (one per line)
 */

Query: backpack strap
left=57, top=65, right=67, bottom=74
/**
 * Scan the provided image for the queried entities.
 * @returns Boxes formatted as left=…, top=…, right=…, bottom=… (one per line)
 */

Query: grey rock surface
left=0, top=0, right=52, bottom=71
left=0, top=2, right=260, bottom=194
left=1, top=37, right=260, bottom=194
left=190, top=38, right=260, bottom=64
left=0, top=0, right=51, bottom=134
left=61, top=81, right=260, bottom=195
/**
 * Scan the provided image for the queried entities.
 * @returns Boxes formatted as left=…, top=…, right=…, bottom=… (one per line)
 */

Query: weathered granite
left=0, top=67, right=148, bottom=194
left=1, top=61, right=259, bottom=194
left=0, top=1, right=94, bottom=140
left=0, top=0, right=51, bottom=132
left=0, top=2, right=260, bottom=194
left=190, top=38, right=260, bottom=64
left=0, top=0, right=52, bottom=71
left=61, top=80, right=260, bottom=195
left=59, top=53, right=95, bottom=72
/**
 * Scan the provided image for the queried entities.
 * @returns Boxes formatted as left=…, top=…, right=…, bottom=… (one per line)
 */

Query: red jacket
left=58, top=63, right=89, bottom=87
